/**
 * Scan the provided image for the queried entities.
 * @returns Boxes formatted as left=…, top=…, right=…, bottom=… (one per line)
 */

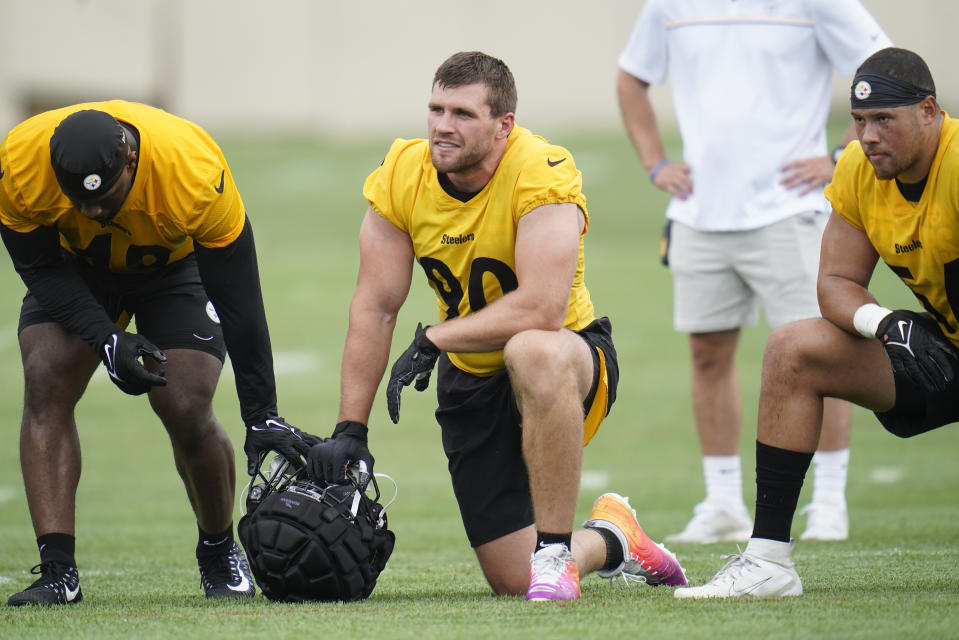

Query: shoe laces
left=28, top=561, right=74, bottom=587
left=530, top=546, right=573, bottom=584
left=198, top=550, right=240, bottom=588
left=604, top=571, right=649, bottom=587
left=709, top=546, right=759, bottom=585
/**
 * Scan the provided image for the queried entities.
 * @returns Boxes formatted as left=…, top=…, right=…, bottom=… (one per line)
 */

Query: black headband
left=850, top=71, right=935, bottom=109
left=50, top=110, right=128, bottom=202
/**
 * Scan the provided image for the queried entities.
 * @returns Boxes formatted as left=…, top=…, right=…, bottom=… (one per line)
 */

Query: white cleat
left=674, top=539, right=802, bottom=599
left=665, top=501, right=753, bottom=544
left=799, top=502, right=849, bottom=541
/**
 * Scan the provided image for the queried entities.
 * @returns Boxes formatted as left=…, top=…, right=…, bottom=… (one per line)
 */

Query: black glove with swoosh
left=386, top=323, right=441, bottom=424
left=244, top=416, right=322, bottom=476
left=100, top=331, right=167, bottom=395
left=307, top=421, right=374, bottom=483
left=877, top=310, right=958, bottom=392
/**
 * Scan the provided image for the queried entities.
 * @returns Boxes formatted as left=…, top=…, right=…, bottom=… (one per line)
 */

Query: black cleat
left=198, top=541, right=255, bottom=599
left=7, top=562, right=82, bottom=606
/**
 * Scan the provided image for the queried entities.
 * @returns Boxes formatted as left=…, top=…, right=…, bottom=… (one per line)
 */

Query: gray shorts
left=667, top=212, right=827, bottom=333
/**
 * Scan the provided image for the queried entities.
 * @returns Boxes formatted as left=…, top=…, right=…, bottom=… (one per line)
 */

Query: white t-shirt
left=620, top=0, right=891, bottom=231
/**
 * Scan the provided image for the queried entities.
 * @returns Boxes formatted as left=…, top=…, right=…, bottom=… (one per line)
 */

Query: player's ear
left=918, top=95, right=938, bottom=122
left=496, top=113, right=514, bottom=140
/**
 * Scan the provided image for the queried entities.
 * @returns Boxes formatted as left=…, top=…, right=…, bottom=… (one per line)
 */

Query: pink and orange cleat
left=584, top=492, right=687, bottom=587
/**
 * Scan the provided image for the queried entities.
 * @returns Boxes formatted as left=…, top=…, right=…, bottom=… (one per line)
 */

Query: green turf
left=0, top=125, right=957, bottom=639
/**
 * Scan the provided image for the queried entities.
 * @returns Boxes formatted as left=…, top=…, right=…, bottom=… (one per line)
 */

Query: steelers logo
left=206, top=301, right=221, bottom=324
left=854, top=80, right=872, bottom=101
left=82, top=174, right=102, bottom=191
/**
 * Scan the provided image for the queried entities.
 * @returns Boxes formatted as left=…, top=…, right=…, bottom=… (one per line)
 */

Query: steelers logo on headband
left=50, top=110, right=128, bottom=202
left=83, top=174, right=103, bottom=191
left=851, top=71, right=934, bottom=109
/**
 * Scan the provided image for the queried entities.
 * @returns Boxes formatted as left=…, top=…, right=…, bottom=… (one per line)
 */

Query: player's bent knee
left=504, top=330, right=580, bottom=378
left=483, top=568, right=529, bottom=597
left=764, top=320, right=833, bottom=372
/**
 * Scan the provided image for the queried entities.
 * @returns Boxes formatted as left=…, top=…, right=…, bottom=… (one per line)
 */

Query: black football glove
left=877, top=310, right=958, bottom=392
left=386, top=323, right=441, bottom=423
left=244, top=416, right=322, bottom=476
left=307, top=421, right=374, bottom=483
left=100, top=331, right=167, bottom=395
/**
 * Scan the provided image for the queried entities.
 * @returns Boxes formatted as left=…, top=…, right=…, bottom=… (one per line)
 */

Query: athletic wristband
left=649, top=158, right=669, bottom=183
left=853, top=303, right=892, bottom=338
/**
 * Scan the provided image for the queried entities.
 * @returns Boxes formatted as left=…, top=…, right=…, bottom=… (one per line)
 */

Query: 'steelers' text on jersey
left=826, top=113, right=959, bottom=347
left=363, top=126, right=596, bottom=375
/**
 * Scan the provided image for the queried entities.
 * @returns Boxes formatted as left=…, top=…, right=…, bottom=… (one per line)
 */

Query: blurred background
left=0, top=0, right=952, bottom=139
left=1, top=5, right=958, bottom=630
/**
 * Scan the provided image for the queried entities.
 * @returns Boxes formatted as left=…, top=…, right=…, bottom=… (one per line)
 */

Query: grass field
left=0, top=125, right=957, bottom=639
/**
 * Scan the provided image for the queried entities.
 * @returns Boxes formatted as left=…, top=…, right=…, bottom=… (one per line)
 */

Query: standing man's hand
left=780, top=155, right=835, bottom=196
left=650, top=160, right=693, bottom=200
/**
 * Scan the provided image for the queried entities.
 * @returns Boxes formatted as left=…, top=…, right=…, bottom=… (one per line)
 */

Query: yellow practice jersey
left=363, top=125, right=596, bottom=375
left=0, top=100, right=244, bottom=274
left=826, top=113, right=959, bottom=347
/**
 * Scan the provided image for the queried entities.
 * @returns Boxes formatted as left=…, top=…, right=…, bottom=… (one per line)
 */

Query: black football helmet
left=237, top=455, right=396, bottom=602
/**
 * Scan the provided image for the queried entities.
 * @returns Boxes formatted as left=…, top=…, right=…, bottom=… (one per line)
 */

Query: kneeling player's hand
left=244, top=417, right=321, bottom=476
left=100, top=331, right=167, bottom=395
left=386, top=323, right=440, bottom=423
left=877, top=310, right=958, bottom=392
left=308, top=421, right=374, bottom=483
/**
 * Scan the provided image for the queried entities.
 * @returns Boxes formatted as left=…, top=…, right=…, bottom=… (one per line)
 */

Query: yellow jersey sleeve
left=825, top=116, right=959, bottom=347
left=0, top=100, right=245, bottom=272
left=824, top=141, right=867, bottom=230
left=362, top=138, right=427, bottom=234
left=361, top=126, right=595, bottom=375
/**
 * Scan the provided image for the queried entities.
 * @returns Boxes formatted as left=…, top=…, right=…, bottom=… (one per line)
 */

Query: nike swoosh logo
left=214, top=170, right=225, bottom=194
left=731, top=576, right=771, bottom=596
left=203, top=535, right=230, bottom=546
left=250, top=421, right=284, bottom=432
left=227, top=571, right=251, bottom=593
left=103, top=339, right=120, bottom=379
left=547, top=157, right=566, bottom=167
left=897, top=320, right=910, bottom=341
left=64, top=581, right=80, bottom=602
left=192, top=333, right=214, bottom=341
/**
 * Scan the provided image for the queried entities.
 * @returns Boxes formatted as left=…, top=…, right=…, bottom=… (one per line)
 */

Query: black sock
left=37, top=533, right=76, bottom=566
left=592, top=527, right=623, bottom=571
left=196, top=524, right=234, bottom=558
left=535, top=531, right=572, bottom=551
left=753, top=441, right=813, bottom=542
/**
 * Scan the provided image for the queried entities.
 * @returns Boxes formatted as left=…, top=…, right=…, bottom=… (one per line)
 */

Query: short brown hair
left=433, top=51, right=517, bottom=117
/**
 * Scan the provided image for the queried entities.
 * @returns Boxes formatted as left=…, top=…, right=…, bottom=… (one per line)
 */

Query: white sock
left=703, top=455, right=745, bottom=509
left=810, top=448, right=849, bottom=507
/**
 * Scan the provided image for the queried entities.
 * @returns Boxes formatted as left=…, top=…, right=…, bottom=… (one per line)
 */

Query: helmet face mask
left=238, top=456, right=396, bottom=602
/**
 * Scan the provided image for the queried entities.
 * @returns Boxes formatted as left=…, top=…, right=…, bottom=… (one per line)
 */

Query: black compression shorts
left=435, top=316, right=618, bottom=547
left=875, top=313, right=959, bottom=437
left=18, top=254, right=226, bottom=361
